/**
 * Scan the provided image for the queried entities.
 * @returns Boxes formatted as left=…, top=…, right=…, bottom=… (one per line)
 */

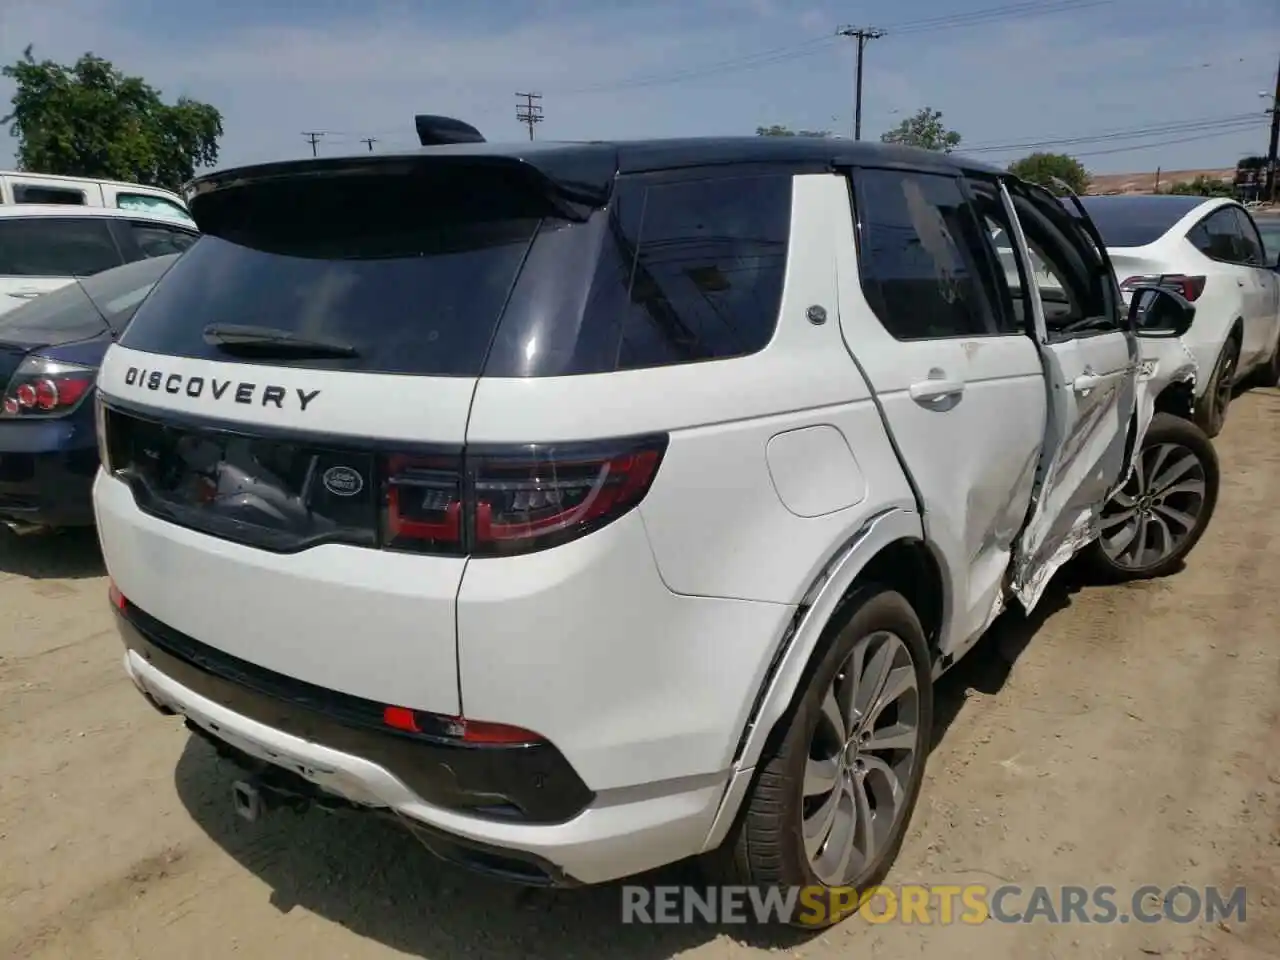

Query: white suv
left=93, top=133, right=1218, bottom=921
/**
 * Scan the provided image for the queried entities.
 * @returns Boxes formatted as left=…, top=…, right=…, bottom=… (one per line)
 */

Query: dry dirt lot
left=3, top=390, right=1280, bottom=960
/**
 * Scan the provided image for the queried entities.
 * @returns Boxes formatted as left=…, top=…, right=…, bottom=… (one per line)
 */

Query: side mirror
left=1128, top=284, right=1195, bottom=339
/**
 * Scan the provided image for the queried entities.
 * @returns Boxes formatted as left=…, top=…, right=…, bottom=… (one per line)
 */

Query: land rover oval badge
left=322, top=466, right=363, bottom=497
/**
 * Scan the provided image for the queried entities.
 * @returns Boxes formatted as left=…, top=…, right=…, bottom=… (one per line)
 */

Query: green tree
left=2, top=45, right=223, bottom=192
left=755, top=124, right=832, bottom=137
left=1008, top=152, right=1091, bottom=195
left=879, top=107, right=961, bottom=152
left=1167, top=175, right=1234, bottom=198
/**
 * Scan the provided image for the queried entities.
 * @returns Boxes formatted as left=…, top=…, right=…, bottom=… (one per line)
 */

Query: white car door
left=0, top=215, right=124, bottom=315
left=1232, top=206, right=1280, bottom=366
left=832, top=167, right=1049, bottom=657
left=972, top=178, right=1138, bottom=610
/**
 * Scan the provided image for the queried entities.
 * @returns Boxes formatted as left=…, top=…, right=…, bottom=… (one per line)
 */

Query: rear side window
left=0, top=217, right=122, bottom=277
left=127, top=221, right=198, bottom=258
left=485, top=172, right=792, bottom=377
left=1187, top=207, right=1249, bottom=264
left=117, top=193, right=192, bottom=223
left=1231, top=208, right=1267, bottom=267
left=13, top=184, right=85, bottom=205
left=853, top=168, right=1010, bottom=340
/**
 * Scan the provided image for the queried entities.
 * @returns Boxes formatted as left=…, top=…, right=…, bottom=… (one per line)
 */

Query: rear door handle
left=909, top=378, right=965, bottom=404
left=1073, top=373, right=1106, bottom=394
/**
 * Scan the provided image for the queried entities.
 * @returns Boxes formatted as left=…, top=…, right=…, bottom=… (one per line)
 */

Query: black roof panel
left=191, top=136, right=1005, bottom=193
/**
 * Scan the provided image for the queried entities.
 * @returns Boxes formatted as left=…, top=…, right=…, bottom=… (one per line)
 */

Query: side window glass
left=129, top=222, right=198, bottom=258
left=1231, top=208, right=1266, bottom=267
left=13, top=184, right=85, bottom=206
left=1009, top=186, right=1114, bottom=336
left=118, top=193, right=194, bottom=224
left=0, top=218, right=122, bottom=277
left=964, top=178, right=1030, bottom=332
left=855, top=169, right=1010, bottom=340
left=1194, top=208, right=1244, bottom=263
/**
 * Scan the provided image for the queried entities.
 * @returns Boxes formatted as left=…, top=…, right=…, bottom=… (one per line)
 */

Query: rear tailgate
left=93, top=156, right=594, bottom=715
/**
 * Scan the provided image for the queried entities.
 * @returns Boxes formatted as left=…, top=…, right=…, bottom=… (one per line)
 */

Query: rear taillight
left=0, top=356, right=97, bottom=419
left=1119, top=274, right=1206, bottom=302
left=382, top=434, right=668, bottom=557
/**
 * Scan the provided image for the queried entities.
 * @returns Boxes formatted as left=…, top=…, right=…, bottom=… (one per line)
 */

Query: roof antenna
left=414, top=115, right=486, bottom=146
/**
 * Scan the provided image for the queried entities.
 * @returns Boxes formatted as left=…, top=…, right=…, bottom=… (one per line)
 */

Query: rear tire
left=1196, top=336, right=1239, bottom=438
left=705, top=587, right=933, bottom=929
left=1084, top=412, right=1219, bottom=582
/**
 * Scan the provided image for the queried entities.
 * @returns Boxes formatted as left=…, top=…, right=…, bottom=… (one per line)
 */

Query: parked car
left=1076, top=195, right=1280, bottom=436
left=0, top=205, right=198, bottom=317
left=1256, top=213, right=1280, bottom=266
left=0, top=254, right=179, bottom=532
left=94, top=133, right=1218, bottom=926
left=0, top=170, right=193, bottom=224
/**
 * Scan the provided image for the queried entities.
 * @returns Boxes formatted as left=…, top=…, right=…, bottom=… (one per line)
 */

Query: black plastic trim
left=117, top=602, right=595, bottom=823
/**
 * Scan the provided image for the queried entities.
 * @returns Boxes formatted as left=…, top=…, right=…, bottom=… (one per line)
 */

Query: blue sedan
left=0, top=254, right=179, bottom=531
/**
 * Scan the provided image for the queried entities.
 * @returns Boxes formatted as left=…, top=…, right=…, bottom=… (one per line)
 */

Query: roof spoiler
left=414, top=115, right=486, bottom=146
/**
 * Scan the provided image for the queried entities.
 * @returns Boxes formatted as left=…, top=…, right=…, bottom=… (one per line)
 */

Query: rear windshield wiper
left=202, top=324, right=360, bottom=358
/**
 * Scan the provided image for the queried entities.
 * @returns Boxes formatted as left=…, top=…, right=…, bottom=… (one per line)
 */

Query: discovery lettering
left=123, top=366, right=321, bottom=411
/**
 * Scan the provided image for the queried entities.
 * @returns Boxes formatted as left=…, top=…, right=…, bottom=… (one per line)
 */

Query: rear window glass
left=1076, top=196, right=1204, bottom=248
left=121, top=168, right=548, bottom=377
left=121, top=165, right=794, bottom=378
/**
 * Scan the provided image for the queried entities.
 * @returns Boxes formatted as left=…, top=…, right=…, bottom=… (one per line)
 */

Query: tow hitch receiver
left=232, top=780, right=264, bottom=822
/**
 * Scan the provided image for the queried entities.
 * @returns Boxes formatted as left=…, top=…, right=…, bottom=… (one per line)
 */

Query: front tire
left=1084, top=412, right=1219, bottom=581
left=707, top=587, right=933, bottom=929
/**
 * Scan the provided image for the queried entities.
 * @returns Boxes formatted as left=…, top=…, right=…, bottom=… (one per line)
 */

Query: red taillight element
left=1119, top=274, right=1205, bottom=302
left=0, top=356, right=96, bottom=418
left=382, top=703, right=543, bottom=744
left=382, top=705, right=421, bottom=733
left=381, top=435, right=668, bottom=557
left=108, top=581, right=127, bottom=611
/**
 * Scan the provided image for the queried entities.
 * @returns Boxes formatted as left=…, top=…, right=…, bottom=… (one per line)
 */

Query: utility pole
left=301, top=131, right=325, bottom=157
left=1154, top=167, right=1161, bottom=194
left=837, top=26, right=885, bottom=141
left=359, top=137, right=377, bottom=152
left=515, top=92, right=544, bottom=141
left=1264, top=52, right=1280, bottom=204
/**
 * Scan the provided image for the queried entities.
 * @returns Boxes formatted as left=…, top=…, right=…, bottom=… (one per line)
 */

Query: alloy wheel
left=802, top=631, right=921, bottom=886
left=1099, top=442, right=1208, bottom=570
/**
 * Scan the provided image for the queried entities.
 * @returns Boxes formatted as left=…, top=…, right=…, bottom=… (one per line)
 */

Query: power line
left=837, top=27, right=885, bottom=141
left=557, top=0, right=1111, bottom=95
left=962, top=113, right=1267, bottom=153
left=301, top=131, right=325, bottom=157
left=1070, top=125, right=1270, bottom=159
left=516, top=91, right=544, bottom=140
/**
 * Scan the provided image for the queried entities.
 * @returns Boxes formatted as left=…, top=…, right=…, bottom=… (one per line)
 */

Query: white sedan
left=1078, top=195, right=1280, bottom=436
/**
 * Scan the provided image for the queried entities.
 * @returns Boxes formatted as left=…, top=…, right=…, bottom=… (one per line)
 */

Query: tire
left=705, top=586, right=933, bottom=929
left=1196, top=336, right=1239, bottom=439
left=1084, top=412, right=1219, bottom=582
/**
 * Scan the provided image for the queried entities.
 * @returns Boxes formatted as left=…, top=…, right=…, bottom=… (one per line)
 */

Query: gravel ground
left=2, top=388, right=1279, bottom=960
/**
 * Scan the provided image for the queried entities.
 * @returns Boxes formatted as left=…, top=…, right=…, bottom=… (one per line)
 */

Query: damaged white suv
left=93, top=124, right=1219, bottom=924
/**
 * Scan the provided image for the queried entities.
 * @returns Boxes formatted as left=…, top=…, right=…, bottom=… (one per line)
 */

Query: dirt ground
left=2, top=390, right=1279, bottom=960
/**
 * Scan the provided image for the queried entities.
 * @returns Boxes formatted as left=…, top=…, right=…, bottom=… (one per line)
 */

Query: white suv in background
left=1079, top=195, right=1280, bottom=436
left=93, top=131, right=1218, bottom=925
left=0, top=170, right=193, bottom=224
left=0, top=206, right=199, bottom=317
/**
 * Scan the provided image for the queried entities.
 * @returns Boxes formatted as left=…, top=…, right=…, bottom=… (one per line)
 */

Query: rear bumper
left=119, top=604, right=732, bottom=885
left=0, top=418, right=98, bottom=527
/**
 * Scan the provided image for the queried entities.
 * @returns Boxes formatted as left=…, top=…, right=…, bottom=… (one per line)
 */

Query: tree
left=879, top=107, right=961, bottom=153
left=2, top=46, right=223, bottom=192
left=1167, top=175, right=1234, bottom=198
left=756, top=124, right=832, bottom=138
left=1008, top=152, right=1090, bottom=195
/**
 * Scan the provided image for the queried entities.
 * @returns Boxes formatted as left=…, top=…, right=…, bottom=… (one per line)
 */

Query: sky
left=1, top=0, right=1277, bottom=178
